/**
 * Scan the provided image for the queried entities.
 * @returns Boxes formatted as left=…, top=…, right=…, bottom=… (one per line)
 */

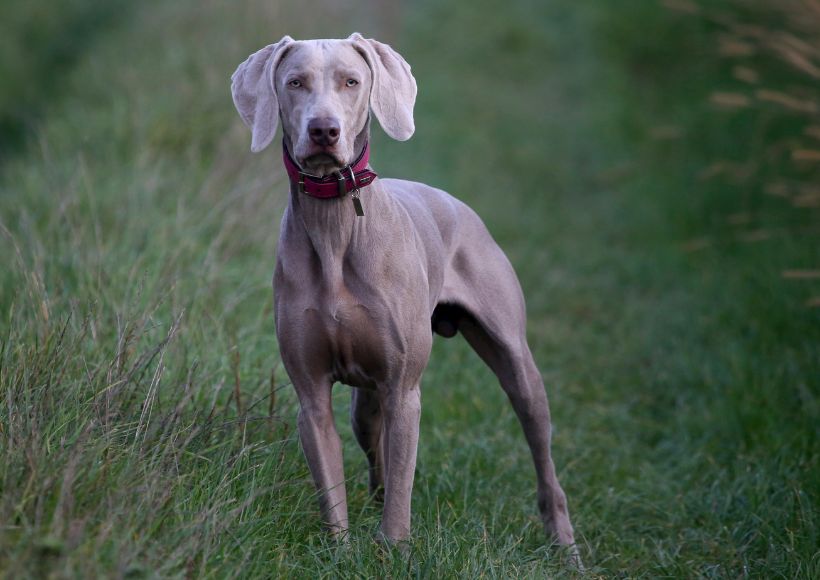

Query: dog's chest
left=275, top=213, right=432, bottom=388
left=287, top=285, right=397, bottom=389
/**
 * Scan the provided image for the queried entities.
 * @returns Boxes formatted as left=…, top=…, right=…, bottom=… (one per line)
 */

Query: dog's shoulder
left=382, top=177, right=467, bottom=225
left=379, top=177, right=493, bottom=250
left=380, top=177, right=473, bottom=219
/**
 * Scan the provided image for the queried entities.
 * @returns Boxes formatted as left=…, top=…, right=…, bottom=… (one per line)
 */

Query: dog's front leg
left=295, top=383, right=349, bottom=537
left=379, top=385, right=421, bottom=544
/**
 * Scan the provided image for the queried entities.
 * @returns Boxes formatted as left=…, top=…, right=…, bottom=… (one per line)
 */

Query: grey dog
left=231, top=32, right=579, bottom=559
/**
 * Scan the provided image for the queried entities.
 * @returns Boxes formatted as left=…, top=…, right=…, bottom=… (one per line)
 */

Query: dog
left=231, top=32, right=579, bottom=560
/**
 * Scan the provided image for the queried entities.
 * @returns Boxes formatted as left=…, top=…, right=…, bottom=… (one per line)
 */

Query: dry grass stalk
left=764, top=182, right=791, bottom=197
left=737, top=229, right=773, bottom=243
left=681, top=237, right=712, bottom=252
left=266, top=368, right=279, bottom=435
left=662, top=0, right=700, bottom=14
left=231, top=346, right=243, bottom=417
left=791, top=189, right=820, bottom=206
left=791, top=149, right=820, bottom=162
left=727, top=212, right=752, bottom=225
left=718, top=36, right=756, bottom=57
left=756, top=89, right=818, bottom=114
left=649, top=125, right=684, bottom=140
left=782, top=270, right=820, bottom=279
left=710, top=92, right=751, bottom=108
left=733, top=65, right=760, bottom=84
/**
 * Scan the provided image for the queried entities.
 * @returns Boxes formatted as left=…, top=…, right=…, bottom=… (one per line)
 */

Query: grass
left=0, top=0, right=818, bottom=577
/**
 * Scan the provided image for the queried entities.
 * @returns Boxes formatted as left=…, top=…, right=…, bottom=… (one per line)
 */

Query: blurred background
left=0, top=0, right=817, bottom=576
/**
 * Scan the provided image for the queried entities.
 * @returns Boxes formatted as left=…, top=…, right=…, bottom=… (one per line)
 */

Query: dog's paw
left=565, top=544, right=585, bottom=573
left=373, top=530, right=412, bottom=557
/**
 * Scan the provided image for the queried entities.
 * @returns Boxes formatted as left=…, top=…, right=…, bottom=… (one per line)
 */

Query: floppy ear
left=349, top=33, right=417, bottom=141
left=231, top=36, right=294, bottom=153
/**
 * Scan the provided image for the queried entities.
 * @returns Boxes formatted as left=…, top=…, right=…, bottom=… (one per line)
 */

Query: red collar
left=282, top=140, right=378, bottom=199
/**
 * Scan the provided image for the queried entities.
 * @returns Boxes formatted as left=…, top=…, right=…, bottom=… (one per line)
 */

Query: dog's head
left=231, top=33, right=417, bottom=177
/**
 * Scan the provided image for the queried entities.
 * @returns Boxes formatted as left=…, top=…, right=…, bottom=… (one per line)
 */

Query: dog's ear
left=231, top=36, right=294, bottom=153
left=349, top=33, right=417, bottom=141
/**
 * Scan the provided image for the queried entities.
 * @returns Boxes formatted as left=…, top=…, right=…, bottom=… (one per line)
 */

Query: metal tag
left=352, top=192, right=364, bottom=217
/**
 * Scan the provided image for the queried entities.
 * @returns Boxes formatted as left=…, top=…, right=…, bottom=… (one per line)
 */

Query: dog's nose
left=308, top=117, right=341, bottom=147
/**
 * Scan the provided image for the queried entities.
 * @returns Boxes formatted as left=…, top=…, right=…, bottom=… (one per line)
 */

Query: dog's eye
left=345, top=79, right=359, bottom=87
left=288, top=79, right=302, bottom=88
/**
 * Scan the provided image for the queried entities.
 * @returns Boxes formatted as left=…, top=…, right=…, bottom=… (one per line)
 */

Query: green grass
left=1, top=0, right=818, bottom=577
left=0, top=0, right=130, bottom=159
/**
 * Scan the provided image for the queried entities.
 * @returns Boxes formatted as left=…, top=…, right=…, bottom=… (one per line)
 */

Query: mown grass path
left=0, top=0, right=817, bottom=577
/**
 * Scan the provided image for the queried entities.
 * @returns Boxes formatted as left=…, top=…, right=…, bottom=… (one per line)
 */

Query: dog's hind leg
left=460, top=313, right=577, bottom=549
left=351, top=387, right=385, bottom=500
left=440, top=259, right=580, bottom=565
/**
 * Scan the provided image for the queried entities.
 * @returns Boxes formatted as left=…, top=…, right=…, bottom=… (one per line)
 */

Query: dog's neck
left=283, top=122, right=397, bottom=283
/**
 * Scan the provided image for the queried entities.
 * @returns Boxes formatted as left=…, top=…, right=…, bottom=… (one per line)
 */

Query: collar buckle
left=297, top=172, right=306, bottom=195
left=334, top=170, right=347, bottom=197
left=346, top=166, right=359, bottom=192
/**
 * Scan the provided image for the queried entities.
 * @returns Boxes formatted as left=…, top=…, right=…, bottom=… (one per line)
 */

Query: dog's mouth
left=301, top=152, right=345, bottom=177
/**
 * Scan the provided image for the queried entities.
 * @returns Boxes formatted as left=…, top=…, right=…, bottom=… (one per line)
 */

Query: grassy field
left=1, top=0, right=818, bottom=577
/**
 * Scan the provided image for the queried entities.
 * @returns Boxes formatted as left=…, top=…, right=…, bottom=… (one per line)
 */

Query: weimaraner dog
left=231, top=33, right=579, bottom=560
